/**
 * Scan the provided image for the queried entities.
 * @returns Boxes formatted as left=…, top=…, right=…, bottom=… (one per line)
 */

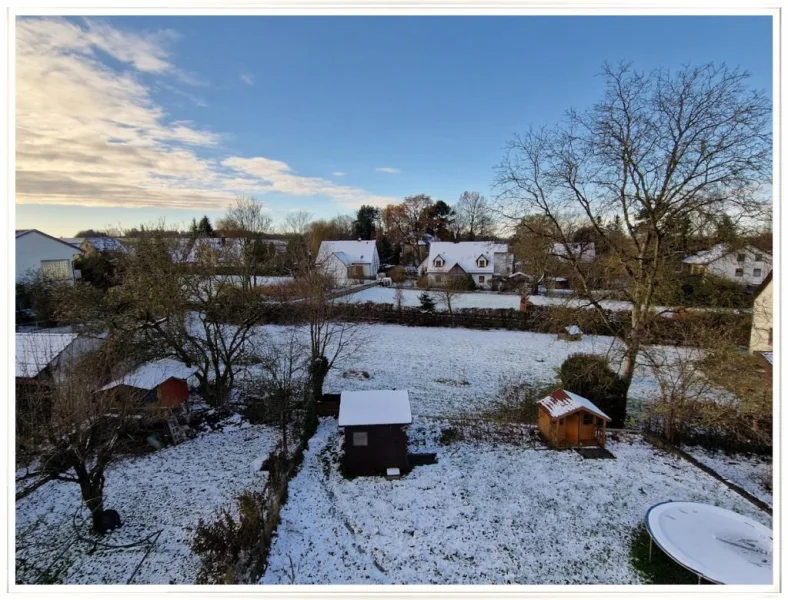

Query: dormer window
left=476, top=255, right=488, bottom=268
left=433, top=256, right=444, bottom=268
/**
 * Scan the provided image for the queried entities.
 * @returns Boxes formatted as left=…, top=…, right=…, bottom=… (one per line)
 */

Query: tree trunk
left=79, top=470, right=106, bottom=533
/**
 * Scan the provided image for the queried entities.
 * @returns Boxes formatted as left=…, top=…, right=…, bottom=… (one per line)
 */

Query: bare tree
left=455, top=191, right=496, bottom=240
left=281, top=210, right=313, bottom=236
left=219, top=195, right=274, bottom=291
left=494, top=63, right=771, bottom=396
left=102, top=232, right=265, bottom=406
left=293, top=262, right=366, bottom=416
left=383, top=194, right=434, bottom=263
left=16, top=335, right=140, bottom=533
left=246, top=329, right=309, bottom=455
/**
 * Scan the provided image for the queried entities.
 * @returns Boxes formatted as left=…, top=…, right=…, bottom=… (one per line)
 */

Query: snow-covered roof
left=98, top=358, right=197, bottom=392
left=16, top=333, right=78, bottom=378
left=426, top=241, right=503, bottom=274
left=682, top=243, right=771, bottom=266
left=537, top=389, right=610, bottom=421
left=493, top=243, right=510, bottom=254
left=85, top=237, right=127, bottom=252
left=565, top=325, right=583, bottom=336
left=338, top=390, right=412, bottom=427
left=759, top=351, right=773, bottom=365
left=331, top=251, right=352, bottom=266
left=317, top=240, right=377, bottom=265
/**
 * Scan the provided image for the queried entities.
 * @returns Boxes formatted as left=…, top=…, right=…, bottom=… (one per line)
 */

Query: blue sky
left=15, top=16, right=772, bottom=237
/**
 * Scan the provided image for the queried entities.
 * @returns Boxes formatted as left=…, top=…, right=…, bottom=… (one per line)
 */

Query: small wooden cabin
left=537, top=389, right=610, bottom=448
left=338, top=390, right=412, bottom=476
left=98, top=358, right=197, bottom=410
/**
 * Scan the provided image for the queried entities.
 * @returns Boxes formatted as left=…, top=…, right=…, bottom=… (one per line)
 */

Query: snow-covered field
left=16, top=416, right=277, bottom=584
left=262, top=419, right=771, bottom=584
left=683, top=446, right=773, bottom=508
left=295, top=323, right=677, bottom=420
left=337, top=287, right=648, bottom=312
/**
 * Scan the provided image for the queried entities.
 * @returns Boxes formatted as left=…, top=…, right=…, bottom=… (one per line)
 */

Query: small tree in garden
left=245, top=329, right=309, bottom=454
left=394, top=285, right=405, bottom=313
left=17, top=335, right=140, bottom=533
left=559, top=354, right=628, bottom=427
left=418, top=292, right=436, bottom=312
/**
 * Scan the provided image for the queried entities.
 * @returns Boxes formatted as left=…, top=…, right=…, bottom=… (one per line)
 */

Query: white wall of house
left=705, top=249, right=771, bottom=287
left=749, top=276, right=773, bottom=354
left=321, top=254, right=350, bottom=288
left=16, top=231, right=82, bottom=284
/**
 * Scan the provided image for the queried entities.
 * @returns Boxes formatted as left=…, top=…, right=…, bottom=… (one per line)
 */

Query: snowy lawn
left=294, top=323, right=681, bottom=421
left=338, top=286, right=744, bottom=315
left=261, top=419, right=770, bottom=584
left=682, top=446, right=772, bottom=508
left=16, top=415, right=278, bottom=584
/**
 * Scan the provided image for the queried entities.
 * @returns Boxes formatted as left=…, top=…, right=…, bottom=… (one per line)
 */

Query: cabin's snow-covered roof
left=338, top=389, right=412, bottom=426
left=99, top=358, right=197, bottom=392
left=537, top=389, right=610, bottom=421
left=760, top=351, right=773, bottom=365
left=317, top=240, right=377, bottom=265
left=16, top=333, right=78, bottom=378
left=331, top=251, right=352, bottom=266
left=426, top=241, right=504, bottom=274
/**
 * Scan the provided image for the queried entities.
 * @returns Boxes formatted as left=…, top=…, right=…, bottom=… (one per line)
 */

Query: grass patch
left=630, top=524, right=709, bottom=584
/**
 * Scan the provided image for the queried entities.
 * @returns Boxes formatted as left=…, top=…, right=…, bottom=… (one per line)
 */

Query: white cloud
left=375, top=167, right=401, bottom=174
left=240, top=73, right=254, bottom=86
left=15, top=18, right=394, bottom=213
left=222, top=157, right=395, bottom=209
left=332, top=171, right=346, bottom=177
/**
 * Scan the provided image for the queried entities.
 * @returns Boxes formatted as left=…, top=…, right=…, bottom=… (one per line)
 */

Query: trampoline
left=645, top=501, right=772, bottom=585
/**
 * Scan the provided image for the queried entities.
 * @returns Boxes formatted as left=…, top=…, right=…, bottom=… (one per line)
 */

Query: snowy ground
left=337, top=286, right=745, bottom=315
left=337, top=286, right=653, bottom=313
left=299, top=323, right=679, bottom=421
left=16, top=415, right=277, bottom=584
left=682, top=446, right=772, bottom=508
left=262, top=419, right=771, bottom=584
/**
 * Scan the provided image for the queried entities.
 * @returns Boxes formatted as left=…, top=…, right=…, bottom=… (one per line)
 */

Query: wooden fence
left=255, top=301, right=751, bottom=347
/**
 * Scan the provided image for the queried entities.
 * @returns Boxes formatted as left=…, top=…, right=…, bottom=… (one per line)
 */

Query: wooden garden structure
left=537, top=388, right=610, bottom=448
left=338, top=389, right=412, bottom=476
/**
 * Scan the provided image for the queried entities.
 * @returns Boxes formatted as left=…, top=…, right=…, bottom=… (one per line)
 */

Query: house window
left=735, top=268, right=744, bottom=277
left=755, top=254, right=763, bottom=262
left=477, top=258, right=487, bottom=268
left=582, top=413, right=593, bottom=425
left=737, top=253, right=746, bottom=262
left=352, top=431, right=368, bottom=447
left=435, top=274, right=443, bottom=283
left=754, top=269, right=762, bottom=277
left=479, top=276, right=485, bottom=284
left=434, top=258, right=444, bottom=268
left=40, top=259, right=72, bottom=281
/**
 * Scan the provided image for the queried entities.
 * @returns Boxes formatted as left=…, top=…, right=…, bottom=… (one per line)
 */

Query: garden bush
left=559, top=354, right=628, bottom=427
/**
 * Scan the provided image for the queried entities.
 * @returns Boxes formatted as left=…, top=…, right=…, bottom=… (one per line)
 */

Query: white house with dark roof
left=16, top=229, right=83, bottom=284
left=316, top=240, right=380, bottom=287
left=419, top=241, right=513, bottom=289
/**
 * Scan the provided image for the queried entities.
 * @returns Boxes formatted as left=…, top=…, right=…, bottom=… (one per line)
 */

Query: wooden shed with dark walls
left=338, top=390, right=412, bottom=476
left=537, top=389, right=610, bottom=449
left=97, top=358, right=197, bottom=411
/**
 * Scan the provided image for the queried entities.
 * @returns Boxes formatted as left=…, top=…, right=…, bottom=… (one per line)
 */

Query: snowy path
left=262, top=419, right=770, bottom=584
